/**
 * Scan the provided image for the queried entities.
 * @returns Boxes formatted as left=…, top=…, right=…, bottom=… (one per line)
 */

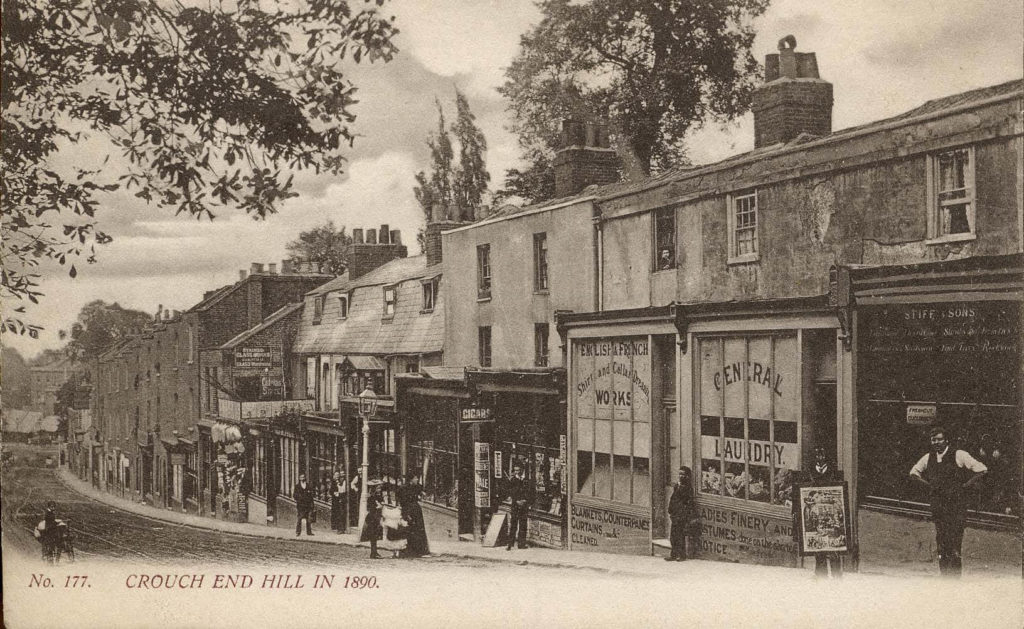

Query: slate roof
left=293, top=255, right=445, bottom=356
left=220, top=302, right=303, bottom=350
left=465, top=79, right=1023, bottom=222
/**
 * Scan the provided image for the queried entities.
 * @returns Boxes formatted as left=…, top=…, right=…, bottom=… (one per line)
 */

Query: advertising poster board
left=793, top=482, right=851, bottom=555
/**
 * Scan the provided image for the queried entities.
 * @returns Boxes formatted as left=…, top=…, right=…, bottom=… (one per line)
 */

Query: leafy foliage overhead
left=285, top=220, right=352, bottom=276
left=498, top=0, right=768, bottom=201
left=61, top=299, right=152, bottom=362
left=1, top=0, right=399, bottom=336
left=414, top=89, right=488, bottom=223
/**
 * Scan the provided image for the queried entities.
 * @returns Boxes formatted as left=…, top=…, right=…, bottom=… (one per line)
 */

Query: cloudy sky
left=6, top=0, right=1023, bottom=359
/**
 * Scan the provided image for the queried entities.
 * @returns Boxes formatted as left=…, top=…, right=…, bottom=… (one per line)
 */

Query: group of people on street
left=660, top=424, right=990, bottom=579
left=360, top=475, right=430, bottom=559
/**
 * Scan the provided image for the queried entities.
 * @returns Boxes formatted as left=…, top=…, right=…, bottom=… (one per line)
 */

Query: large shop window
left=499, top=442, right=564, bottom=515
left=279, top=436, right=300, bottom=498
left=308, top=432, right=339, bottom=504
left=409, top=442, right=458, bottom=509
left=574, top=337, right=652, bottom=507
left=370, top=428, right=401, bottom=486
left=858, top=301, right=1020, bottom=521
left=698, top=335, right=799, bottom=506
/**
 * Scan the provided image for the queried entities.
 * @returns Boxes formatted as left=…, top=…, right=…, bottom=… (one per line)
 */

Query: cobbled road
left=1, top=445, right=510, bottom=572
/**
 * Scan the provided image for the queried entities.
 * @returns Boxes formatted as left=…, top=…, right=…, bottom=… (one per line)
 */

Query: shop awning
left=342, top=355, right=385, bottom=371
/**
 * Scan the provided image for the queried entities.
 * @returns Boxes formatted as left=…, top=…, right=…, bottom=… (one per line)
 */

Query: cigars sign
left=573, top=338, right=652, bottom=421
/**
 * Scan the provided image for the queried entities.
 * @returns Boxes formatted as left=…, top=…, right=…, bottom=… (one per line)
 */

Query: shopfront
left=467, top=369, right=568, bottom=549
left=851, top=255, right=1022, bottom=538
left=682, top=298, right=842, bottom=567
left=562, top=309, right=678, bottom=555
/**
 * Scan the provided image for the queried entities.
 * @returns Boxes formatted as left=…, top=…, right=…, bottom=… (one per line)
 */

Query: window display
left=698, top=335, right=800, bottom=506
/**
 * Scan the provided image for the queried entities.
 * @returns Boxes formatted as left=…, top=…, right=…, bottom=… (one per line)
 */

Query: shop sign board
left=170, top=453, right=186, bottom=466
left=695, top=502, right=798, bottom=567
left=559, top=435, right=567, bottom=493
left=905, top=404, right=937, bottom=425
left=462, top=407, right=493, bottom=422
left=494, top=451, right=502, bottom=479
left=235, top=347, right=274, bottom=369
left=527, top=517, right=564, bottom=549
left=569, top=500, right=650, bottom=554
left=474, top=442, right=490, bottom=507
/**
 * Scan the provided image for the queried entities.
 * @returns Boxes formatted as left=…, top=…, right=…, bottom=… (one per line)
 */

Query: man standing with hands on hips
left=909, top=425, right=987, bottom=577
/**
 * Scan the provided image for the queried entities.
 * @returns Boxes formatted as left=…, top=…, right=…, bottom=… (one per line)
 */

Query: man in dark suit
left=667, top=467, right=696, bottom=561
left=293, top=473, right=315, bottom=536
left=506, top=465, right=530, bottom=550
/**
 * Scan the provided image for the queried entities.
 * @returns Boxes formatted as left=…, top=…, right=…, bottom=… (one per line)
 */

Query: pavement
left=56, top=467, right=809, bottom=579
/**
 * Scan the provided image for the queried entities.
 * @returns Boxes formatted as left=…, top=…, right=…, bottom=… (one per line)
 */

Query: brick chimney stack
left=552, top=118, right=620, bottom=198
left=751, top=35, right=833, bottom=148
left=344, top=225, right=408, bottom=279
left=424, top=203, right=471, bottom=268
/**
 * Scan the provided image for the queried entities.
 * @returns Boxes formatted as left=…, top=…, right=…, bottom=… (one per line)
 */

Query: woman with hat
left=360, top=479, right=384, bottom=559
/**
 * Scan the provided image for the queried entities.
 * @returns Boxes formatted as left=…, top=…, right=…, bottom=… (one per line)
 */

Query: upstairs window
left=728, top=191, right=759, bottom=264
left=478, top=326, right=492, bottom=367
left=477, top=244, right=491, bottom=299
left=337, top=295, right=348, bottom=319
left=533, top=232, right=549, bottom=291
left=421, top=278, right=437, bottom=312
left=383, top=285, right=397, bottom=317
left=928, top=147, right=975, bottom=241
left=654, top=207, right=676, bottom=270
left=312, top=295, right=325, bottom=324
left=534, top=322, right=550, bottom=367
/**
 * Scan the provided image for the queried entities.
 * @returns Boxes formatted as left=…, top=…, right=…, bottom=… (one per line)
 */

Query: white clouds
left=7, top=0, right=1022, bottom=359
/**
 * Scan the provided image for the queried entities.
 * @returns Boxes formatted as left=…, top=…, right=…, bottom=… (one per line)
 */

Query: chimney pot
left=250, top=263, right=263, bottom=274
left=367, top=228, right=377, bottom=245
left=390, top=230, right=401, bottom=245
left=239, top=270, right=248, bottom=281
left=268, top=263, right=277, bottom=275
left=280, top=259, right=293, bottom=275
left=353, top=228, right=364, bottom=244
left=379, top=224, right=390, bottom=244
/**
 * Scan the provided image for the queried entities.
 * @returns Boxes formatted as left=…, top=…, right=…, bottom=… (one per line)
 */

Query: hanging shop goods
left=474, top=442, right=491, bottom=508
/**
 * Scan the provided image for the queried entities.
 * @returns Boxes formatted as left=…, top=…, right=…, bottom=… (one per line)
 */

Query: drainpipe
left=592, top=205, right=604, bottom=312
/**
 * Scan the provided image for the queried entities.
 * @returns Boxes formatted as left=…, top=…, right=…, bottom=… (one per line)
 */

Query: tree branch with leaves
left=2, top=0, right=399, bottom=337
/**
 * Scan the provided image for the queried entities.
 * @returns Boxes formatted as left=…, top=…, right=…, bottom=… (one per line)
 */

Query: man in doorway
left=667, top=467, right=697, bottom=561
left=506, top=465, right=530, bottom=550
left=293, top=473, right=315, bottom=536
left=909, top=425, right=987, bottom=577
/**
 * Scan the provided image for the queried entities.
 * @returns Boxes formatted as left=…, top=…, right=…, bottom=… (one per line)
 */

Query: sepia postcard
left=2, top=1, right=1022, bottom=627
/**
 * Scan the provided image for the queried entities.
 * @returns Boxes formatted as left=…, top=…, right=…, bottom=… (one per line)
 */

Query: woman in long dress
left=399, top=475, right=430, bottom=558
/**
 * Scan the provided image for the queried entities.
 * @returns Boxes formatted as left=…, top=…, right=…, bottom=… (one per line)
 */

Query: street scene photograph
left=2, top=0, right=1022, bottom=627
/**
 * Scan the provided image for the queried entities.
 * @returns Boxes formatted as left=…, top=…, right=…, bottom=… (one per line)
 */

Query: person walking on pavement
left=360, top=480, right=384, bottom=559
left=34, top=501, right=62, bottom=563
left=293, top=473, right=315, bottom=536
left=796, top=446, right=844, bottom=578
left=909, top=425, right=987, bottom=577
left=398, top=474, right=430, bottom=557
left=506, top=465, right=530, bottom=550
left=666, top=467, right=697, bottom=561
left=330, top=471, right=346, bottom=532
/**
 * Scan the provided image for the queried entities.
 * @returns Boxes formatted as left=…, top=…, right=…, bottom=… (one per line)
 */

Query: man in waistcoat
left=909, top=425, right=987, bottom=577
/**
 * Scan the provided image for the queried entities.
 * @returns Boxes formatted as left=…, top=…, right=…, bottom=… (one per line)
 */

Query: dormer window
left=422, top=278, right=438, bottom=312
left=312, top=295, right=325, bottom=324
left=338, top=295, right=349, bottom=319
left=383, top=285, right=397, bottom=317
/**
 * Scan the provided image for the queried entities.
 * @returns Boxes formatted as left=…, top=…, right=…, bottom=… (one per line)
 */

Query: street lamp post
left=357, top=387, right=378, bottom=530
